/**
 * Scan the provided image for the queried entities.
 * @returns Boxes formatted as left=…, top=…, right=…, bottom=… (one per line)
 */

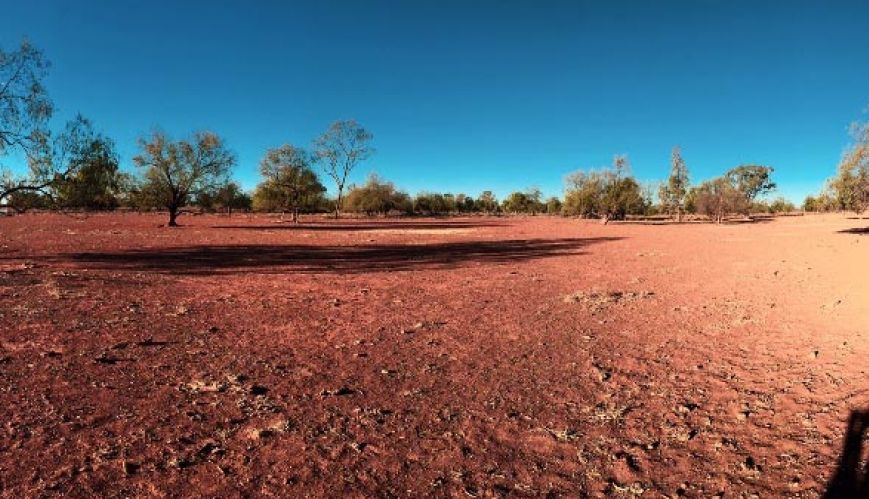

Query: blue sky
left=2, top=0, right=868, bottom=202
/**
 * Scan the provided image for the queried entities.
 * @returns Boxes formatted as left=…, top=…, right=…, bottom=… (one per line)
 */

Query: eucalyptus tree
left=313, top=120, right=374, bottom=218
left=133, top=130, right=235, bottom=226
left=257, top=144, right=325, bottom=222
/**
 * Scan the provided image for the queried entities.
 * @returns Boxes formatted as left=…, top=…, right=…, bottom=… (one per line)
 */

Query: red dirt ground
left=0, top=213, right=866, bottom=497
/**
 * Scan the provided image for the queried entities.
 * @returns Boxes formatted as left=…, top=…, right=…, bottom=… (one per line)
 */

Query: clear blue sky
left=3, top=0, right=868, bottom=202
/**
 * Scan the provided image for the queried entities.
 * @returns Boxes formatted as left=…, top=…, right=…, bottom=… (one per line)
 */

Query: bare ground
left=0, top=213, right=866, bottom=497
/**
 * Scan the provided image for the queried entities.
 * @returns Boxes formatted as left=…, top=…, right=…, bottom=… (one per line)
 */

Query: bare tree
left=313, top=120, right=374, bottom=218
left=258, top=145, right=325, bottom=223
left=133, top=130, right=235, bottom=226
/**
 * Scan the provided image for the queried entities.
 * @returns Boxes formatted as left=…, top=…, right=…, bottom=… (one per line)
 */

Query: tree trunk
left=601, top=214, right=610, bottom=225
left=334, top=189, right=342, bottom=220
left=676, top=208, right=683, bottom=223
left=168, top=206, right=179, bottom=227
left=292, top=207, right=299, bottom=224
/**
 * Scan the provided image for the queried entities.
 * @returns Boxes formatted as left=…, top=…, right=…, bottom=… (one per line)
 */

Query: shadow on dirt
left=60, top=237, right=621, bottom=275
left=838, top=227, right=869, bottom=235
left=211, top=220, right=507, bottom=231
left=823, top=409, right=868, bottom=498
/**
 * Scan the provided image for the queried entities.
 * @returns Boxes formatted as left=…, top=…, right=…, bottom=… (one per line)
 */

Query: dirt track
left=0, top=213, right=867, bottom=497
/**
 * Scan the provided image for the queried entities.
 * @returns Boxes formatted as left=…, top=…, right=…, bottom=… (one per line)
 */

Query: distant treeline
left=2, top=39, right=868, bottom=226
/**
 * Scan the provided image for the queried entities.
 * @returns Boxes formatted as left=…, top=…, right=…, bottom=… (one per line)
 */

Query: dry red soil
left=0, top=213, right=867, bottom=497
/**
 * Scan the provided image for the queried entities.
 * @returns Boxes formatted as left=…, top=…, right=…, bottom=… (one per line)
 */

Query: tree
left=0, top=40, right=56, bottom=207
left=563, top=171, right=605, bottom=218
left=344, top=174, right=411, bottom=215
left=414, top=192, right=449, bottom=214
left=725, top=165, right=776, bottom=214
left=563, top=155, right=644, bottom=223
left=0, top=40, right=51, bottom=156
left=214, top=182, right=251, bottom=216
left=53, top=127, right=121, bottom=210
left=768, top=197, right=795, bottom=214
left=197, top=182, right=251, bottom=215
left=830, top=122, right=869, bottom=213
left=476, top=191, right=499, bottom=213
left=546, top=196, right=562, bottom=214
left=133, top=130, right=235, bottom=226
left=258, top=145, right=325, bottom=222
left=659, top=146, right=690, bottom=221
left=501, top=191, right=531, bottom=214
left=694, top=177, right=744, bottom=223
left=313, top=120, right=374, bottom=218
left=3, top=114, right=112, bottom=212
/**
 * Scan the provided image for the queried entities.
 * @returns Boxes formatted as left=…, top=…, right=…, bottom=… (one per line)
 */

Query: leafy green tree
left=133, top=130, right=235, bottom=226
left=659, top=146, right=690, bottom=221
left=313, top=120, right=374, bottom=218
left=258, top=145, right=325, bottom=222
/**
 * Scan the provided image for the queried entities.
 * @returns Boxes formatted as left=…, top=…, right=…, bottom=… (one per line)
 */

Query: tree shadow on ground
left=60, top=237, right=621, bottom=275
left=823, top=409, right=868, bottom=498
left=838, top=227, right=869, bottom=234
left=211, top=220, right=507, bottom=231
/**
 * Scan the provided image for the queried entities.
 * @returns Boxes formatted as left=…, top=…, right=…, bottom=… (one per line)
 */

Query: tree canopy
left=132, top=130, right=235, bottom=226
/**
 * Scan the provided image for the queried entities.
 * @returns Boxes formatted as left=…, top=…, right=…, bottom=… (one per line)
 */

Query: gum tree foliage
left=767, top=197, right=795, bottom=214
left=725, top=165, right=776, bottom=213
left=545, top=196, right=562, bottom=214
left=562, top=155, right=644, bottom=223
left=659, top=146, right=690, bottom=221
left=53, top=123, right=122, bottom=210
left=501, top=187, right=545, bottom=214
left=830, top=122, right=869, bottom=213
left=693, top=177, right=744, bottom=223
left=344, top=174, right=412, bottom=215
left=195, top=182, right=251, bottom=215
left=133, top=130, right=235, bottom=226
left=0, top=40, right=55, bottom=206
left=475, top=191, right=499, bottom=213
left=257, top=145, right=325, bottom=222
left=313, top=120, right=374, bottom=218
left=5, top=115, right=115, bottom=211
left=414, top=192, right=450, bottom=214
left=802, top=188, right=838, bottom=213
left=454, top=193, right=476, bottom=213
